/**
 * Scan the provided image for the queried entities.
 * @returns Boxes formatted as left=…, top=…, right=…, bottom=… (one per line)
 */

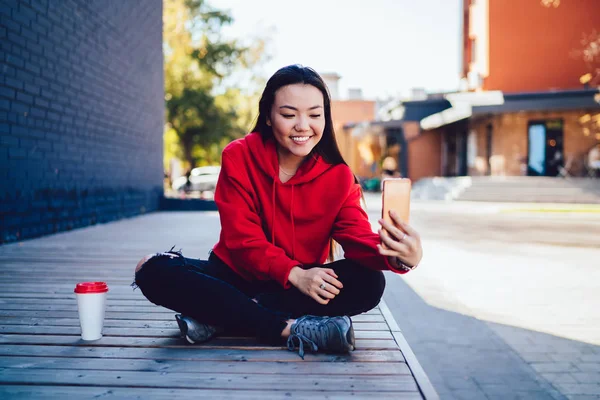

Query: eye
left=310, top=114, right=321, bottom=118
left=281, top=114, right=294, bottom=119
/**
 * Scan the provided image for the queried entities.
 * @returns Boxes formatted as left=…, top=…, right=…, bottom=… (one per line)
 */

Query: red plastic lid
left=74, top=282, right=109, bottom=294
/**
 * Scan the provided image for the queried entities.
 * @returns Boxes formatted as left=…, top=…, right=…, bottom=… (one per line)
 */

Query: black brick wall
left=0, top=0, right=164, bottom=243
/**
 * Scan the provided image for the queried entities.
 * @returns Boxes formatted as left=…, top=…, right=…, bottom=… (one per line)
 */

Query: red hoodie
left=212, top=132, right=407, bottom=288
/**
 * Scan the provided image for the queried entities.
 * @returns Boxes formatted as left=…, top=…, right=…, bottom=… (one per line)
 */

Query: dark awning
left=473, top=89, right=600, bottom=115
left=421, top=89, right=600, bottom=129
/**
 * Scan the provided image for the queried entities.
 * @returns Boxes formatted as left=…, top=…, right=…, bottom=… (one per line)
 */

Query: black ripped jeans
left=133, top=249, right=386, bottom=345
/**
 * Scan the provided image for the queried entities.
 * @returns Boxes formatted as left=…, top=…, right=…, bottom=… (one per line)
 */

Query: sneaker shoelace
left=286, top=315, right=329, bottom=359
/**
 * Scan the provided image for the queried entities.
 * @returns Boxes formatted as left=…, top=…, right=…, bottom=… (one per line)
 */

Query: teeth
left=291, top=136, right=310, bottom=142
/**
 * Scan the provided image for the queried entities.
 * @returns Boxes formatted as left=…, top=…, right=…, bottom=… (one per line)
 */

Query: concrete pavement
left=362, top=193, right=600, bottom=399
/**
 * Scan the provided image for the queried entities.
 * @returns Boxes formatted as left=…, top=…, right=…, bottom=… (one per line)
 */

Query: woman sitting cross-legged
left=133, top=65, right=423, bottom=359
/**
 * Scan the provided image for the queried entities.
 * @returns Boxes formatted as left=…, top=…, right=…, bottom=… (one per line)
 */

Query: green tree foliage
left=163, top=0, right=269, bottom=169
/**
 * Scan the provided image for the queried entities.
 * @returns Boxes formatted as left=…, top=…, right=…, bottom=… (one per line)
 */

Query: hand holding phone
left=378, top=178, right=422, bottom=269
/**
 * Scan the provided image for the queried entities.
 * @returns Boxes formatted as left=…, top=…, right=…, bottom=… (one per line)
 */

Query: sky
left=211, top=0, right=462, bottom=100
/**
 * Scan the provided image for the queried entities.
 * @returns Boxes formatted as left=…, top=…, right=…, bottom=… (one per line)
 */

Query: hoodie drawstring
left=271, top=180, right=296, bottom=261
left=271, top=181, right=276, bottom=245
left=290, top=184, right=296, bottom=260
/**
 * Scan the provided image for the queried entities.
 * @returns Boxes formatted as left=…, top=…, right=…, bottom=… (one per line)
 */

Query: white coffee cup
left=74, top=282, right=109, bottom=341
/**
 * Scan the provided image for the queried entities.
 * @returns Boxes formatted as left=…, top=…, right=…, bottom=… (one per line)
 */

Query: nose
left=294, top=116, right=310, bottom=132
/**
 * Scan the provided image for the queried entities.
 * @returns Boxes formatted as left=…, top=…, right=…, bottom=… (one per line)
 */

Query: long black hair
left=251, top=64, right=347, bottom=166
left=252, top=65, right=363, bottom=262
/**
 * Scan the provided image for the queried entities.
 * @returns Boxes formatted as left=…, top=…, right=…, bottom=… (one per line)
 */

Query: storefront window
left=528, top=124, right=546, bottom=175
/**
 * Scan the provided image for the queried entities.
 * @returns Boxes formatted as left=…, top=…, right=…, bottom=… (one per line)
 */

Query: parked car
left=172, top=166, right=221, bottom=193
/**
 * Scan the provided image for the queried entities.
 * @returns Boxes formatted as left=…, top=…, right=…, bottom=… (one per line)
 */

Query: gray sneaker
left=175, top=314, right=221, bottom=344
left=286, top=315, right=355, bottom=359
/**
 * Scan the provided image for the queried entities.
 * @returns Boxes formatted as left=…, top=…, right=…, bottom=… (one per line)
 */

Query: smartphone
left=381, top=178, right=411, bottom=248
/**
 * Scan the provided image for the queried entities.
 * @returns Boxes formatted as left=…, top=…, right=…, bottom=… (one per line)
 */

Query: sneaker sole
left=343, top=316, right=356, bottom=352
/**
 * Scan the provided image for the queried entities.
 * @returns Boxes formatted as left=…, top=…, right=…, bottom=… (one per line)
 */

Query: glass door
left=527, top=120, right=564, bottom=176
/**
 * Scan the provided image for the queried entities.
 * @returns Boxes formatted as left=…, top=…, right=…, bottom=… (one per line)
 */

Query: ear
left=266, top=119, right=271, bottom=126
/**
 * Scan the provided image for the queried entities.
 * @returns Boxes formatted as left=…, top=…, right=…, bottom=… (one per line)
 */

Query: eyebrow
left=279, top=105, right=323, bottom=111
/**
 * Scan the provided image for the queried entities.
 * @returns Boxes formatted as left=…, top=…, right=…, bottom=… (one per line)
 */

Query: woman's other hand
left=288, top=266, right=343, bottom=305
left=377, top=210, right=423, bottom=269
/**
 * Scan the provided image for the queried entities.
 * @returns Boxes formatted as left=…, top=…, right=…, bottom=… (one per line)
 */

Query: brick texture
left=0, top=0, right=164, bottom=243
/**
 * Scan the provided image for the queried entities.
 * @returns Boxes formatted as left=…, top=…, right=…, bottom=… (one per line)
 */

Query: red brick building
left=350, top=0, right=600, bottom=182
left=463, top=0, right=599, bottom=93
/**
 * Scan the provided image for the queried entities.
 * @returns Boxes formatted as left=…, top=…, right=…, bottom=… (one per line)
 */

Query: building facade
left=463, top=0, right=599, bottom=93
left=355, top=0, right=600, bottom=182
left=331, top=99, right=379, bottom=178
left=457, top=0, right=600, bottom=177
left=1, top=0, right=164, bottom=243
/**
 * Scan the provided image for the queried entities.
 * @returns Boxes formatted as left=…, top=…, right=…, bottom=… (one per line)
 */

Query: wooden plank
left=0, top=282, right=133, bottom=287
left=0, top=333, right=394, bottom=349
left=0, top=324, right=182, bottom=337
left=0, top=262, right=138, bottom=267
left=0, top=272, right=135, bottom=276
left=0, top=298, right=380, bottom=316
left=0, top=282, right=137, bottom=287
left=0, top=287, right=139, bottom=294
left=0, top=334, right=400, bottom=350
left=0, top=302, right=382, bottom=316
left=0, top=345, right=406, bottom=362
left=0, top=356, right=412, bottom=375
left=0, top=270, right=139, bottom=275
left=0, top=280, right=138, bottom=285
left=0, top=318, right=392, bottom=331
left=0, top=385, right=423, bottom=400
left=0, top=259, right=140, bottom=266
left=0, top=298, right=152, bottom=305
left=0, top=302, right=382, bottom=312
left=0, top=310, right=386, bottom=322
left=0, top=325, right=395, bottom=340
left=0, top=369, right=420, bottom=392
left=0, top=279, right=137, bottom=284
left=0, top=266, right=134, bottom=271
left=0, top=293, right=153, bottom=300
left=0, top=298, right=383, bottom=315
left=1, top=305, right=212, bottom=313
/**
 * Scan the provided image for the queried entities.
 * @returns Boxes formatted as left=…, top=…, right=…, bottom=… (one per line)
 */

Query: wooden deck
left=0, top=212, right=437, bottom=399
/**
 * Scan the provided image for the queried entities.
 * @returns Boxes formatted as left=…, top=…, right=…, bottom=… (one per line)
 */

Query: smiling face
left=267, top=83, right=325, bottom=165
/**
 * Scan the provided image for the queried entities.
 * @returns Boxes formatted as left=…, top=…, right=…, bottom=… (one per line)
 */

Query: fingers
left=299, top=267, right=346, bottom=305
left=379, top=216, right=407, bottom=238
left=379, top=210, right=419, bottom=239
left=314, top=273, right=341, bottom=299
left=388, top=210, right=420, bottom=238
left=379, top=228, right=410, bottom=253
left=317, top=287, right=336, bottom=300
left=312, top=293, right=330, bottom=305
left=380, top=220, right=407, bottom=243
left=319, top=275, right=344, bottom=294
left=306, top=268, right=343, bottom=304
left=378, top=222, right=423, bottom=268
left=320, top=278, right=341, bottom=295
left=377, top=243, right=401, bottom=257
left=324, top=268, right=339, bottom=279
left=310, top=268, right=343, bottom=290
